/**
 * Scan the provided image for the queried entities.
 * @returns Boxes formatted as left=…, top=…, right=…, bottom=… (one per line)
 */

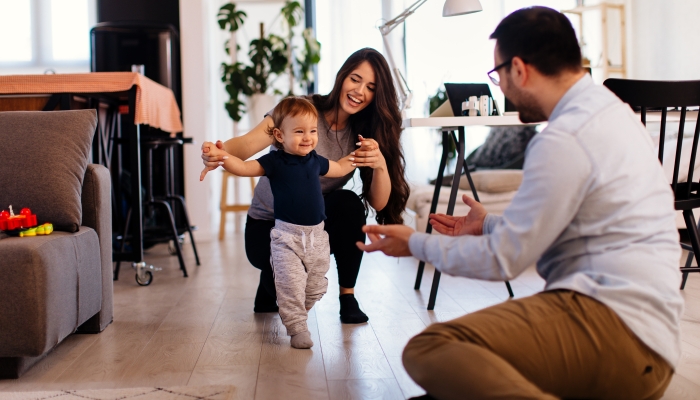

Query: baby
left=200, top=97, right=356, bottom=348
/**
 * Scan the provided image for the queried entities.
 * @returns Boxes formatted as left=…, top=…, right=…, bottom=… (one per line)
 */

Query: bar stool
left=114, top=137, right=200, bottom=284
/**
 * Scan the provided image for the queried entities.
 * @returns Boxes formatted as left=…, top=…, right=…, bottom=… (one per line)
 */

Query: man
left=357, top=7, right=683, bottom=400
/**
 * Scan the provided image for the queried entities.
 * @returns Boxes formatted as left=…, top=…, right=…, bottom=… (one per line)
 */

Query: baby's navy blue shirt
left=257, top=149, right=330, bottom=226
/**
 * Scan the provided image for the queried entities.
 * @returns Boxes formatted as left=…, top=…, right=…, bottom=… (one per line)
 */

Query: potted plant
left=218, top=1, right=321, bottom=123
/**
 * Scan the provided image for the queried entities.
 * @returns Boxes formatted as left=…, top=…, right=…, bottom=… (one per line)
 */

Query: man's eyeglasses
left=487, top=60, right=512, bottom=86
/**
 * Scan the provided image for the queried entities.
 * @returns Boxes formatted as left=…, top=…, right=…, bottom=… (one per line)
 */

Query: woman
left=201, top=48, right=409, bottom=323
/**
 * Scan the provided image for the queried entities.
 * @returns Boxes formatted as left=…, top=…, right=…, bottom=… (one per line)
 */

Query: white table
left=403, top=115, right=526, bottom=129
left=402, top=115, right=533, bottom=309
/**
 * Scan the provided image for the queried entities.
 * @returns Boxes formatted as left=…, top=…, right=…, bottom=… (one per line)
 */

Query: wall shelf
left=563, top=2, right=627, bottom=79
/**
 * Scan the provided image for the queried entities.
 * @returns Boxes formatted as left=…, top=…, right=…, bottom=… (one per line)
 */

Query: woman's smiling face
left=339, top=61, right=376, bottom=116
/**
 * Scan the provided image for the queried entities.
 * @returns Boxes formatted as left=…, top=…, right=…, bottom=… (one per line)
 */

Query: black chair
left=604, top=78, right=700, bottom=289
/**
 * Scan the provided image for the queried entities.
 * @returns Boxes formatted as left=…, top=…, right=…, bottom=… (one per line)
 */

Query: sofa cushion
left=0, top=229, right=101, bottom=357
left=459, top=170, right=523, bottom=193
left=0, top=110, right=97, bottom=232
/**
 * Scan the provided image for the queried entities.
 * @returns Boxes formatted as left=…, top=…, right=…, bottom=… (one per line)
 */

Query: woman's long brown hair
left=310, top=48, right=410, bottom=225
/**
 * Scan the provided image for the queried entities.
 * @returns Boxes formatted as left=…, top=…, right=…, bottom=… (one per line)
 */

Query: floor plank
left=327, top=378, right=404, bottom=400
left=386, top=356, right=425, bottom=399
left=662, top=372, right=700, bottom=399
left=255, top=311, right=329, bottom=400
left=0, top=231, right=698, bottom=400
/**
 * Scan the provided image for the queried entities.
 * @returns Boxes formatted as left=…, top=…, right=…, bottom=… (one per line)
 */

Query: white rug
left=0, top=385, right=236, bottom=400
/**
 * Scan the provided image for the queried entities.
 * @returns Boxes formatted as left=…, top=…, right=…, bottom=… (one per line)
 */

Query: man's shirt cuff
left=408, top=232, right=431, bottom=262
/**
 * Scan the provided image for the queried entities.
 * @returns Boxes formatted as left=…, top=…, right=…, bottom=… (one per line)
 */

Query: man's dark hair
left=490, top=7, right=582, bottom=76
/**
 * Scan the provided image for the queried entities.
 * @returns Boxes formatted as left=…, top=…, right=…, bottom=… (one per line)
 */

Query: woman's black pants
left=244, top=189, right=367, bottom=299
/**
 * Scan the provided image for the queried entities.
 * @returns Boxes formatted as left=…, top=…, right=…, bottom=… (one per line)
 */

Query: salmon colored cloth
left=0, top=72, right=183, bottom=133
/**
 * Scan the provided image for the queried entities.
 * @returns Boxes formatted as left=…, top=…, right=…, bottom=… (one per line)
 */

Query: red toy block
left=0, top=207, right=38, bottom=231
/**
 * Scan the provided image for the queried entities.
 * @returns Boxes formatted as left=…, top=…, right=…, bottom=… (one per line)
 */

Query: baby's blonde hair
left=265, top=97, right=319, bottom=149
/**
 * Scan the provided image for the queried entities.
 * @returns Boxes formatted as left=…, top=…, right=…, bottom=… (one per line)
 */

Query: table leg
left=454, top=132, right=515, bottom=299
left=415, top=129, right=451, bottom=290
left=127, top=87, right=144, bottom=264
left=91, top=98, right=102, bottom=166
left=426, top=128, right=466, bottom=310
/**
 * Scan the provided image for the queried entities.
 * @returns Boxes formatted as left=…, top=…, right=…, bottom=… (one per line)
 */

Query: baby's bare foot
left=290, top=331, right=313, bottom=349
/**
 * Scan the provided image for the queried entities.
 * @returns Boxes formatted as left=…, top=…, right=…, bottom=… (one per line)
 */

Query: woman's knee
left=244, top=217, right=273, bottom=271
left=326, top=190, right=365, bottom=221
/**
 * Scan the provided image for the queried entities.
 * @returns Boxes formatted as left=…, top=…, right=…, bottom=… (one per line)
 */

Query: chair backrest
left=604, top=79, right=700, bottom=198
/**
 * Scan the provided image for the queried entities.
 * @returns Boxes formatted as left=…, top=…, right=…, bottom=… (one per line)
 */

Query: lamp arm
left=379, top=0, right=428, bottom=112
left=378, top=0, right=428, bottom=35
left=381, top=34, right=408, bottom=103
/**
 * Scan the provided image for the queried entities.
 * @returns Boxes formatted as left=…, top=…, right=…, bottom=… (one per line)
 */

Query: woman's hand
left=429, top=195, right=487, bottom=236
left=350, top=135, right=386, bottom=170
left=201, top=140, right=226, bottom=168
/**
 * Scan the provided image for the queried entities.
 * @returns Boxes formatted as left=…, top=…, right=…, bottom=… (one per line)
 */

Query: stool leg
left=219, top=171, right=229, bottom=240
left=168, top=195, right=201, bottom=266
left=152, top=200, right=187, bottom=277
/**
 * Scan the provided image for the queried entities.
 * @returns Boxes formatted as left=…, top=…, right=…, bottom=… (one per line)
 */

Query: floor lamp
left=378, top=0, right=483, bottom=113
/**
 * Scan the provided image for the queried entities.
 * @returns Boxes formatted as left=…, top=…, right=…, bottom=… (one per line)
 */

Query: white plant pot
left=247, top=93, right=278, bottom=127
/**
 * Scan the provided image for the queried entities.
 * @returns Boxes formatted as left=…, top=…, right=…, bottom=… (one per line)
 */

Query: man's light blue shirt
left=409, top=74, right=684, bottom=367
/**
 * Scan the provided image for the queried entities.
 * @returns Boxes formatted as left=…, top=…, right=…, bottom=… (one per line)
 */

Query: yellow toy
left=19, top=223, right=54, bottom=237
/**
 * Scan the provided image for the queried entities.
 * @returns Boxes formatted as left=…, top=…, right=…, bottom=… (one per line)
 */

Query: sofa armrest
left=79, top=164, right=113, bottom=332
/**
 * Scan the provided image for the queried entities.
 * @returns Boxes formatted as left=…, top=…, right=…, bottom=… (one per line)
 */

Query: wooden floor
left=1, top=229, right=700, bottom=399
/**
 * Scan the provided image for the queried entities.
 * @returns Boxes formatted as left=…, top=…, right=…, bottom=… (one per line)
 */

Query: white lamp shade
left=443, top=0, right=482, bottom=17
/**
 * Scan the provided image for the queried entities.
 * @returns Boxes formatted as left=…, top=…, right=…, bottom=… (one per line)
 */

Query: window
left=0, top=1, right=32, bottom=62
left=0, top=0, right=96, bottom=74
left=316, top=0, right=383, bottom=95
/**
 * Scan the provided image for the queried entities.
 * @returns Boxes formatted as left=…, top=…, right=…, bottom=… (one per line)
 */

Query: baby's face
left=275, top=113, right=318, bottom=156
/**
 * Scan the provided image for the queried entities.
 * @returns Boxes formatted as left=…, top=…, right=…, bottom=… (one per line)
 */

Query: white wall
left=629, top=0, right=700, bottom=80
left=180, top=0, right=217, bottom=241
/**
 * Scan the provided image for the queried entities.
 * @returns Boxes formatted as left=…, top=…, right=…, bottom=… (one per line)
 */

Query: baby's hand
left=205, top=144, right=228, bottom=158
left=200, top=165, right=217, bottom=181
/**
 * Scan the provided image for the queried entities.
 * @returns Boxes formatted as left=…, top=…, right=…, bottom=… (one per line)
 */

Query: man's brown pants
left=402, top=290, right=673, bottom=400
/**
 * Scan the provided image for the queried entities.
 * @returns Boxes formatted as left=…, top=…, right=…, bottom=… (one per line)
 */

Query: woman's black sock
left=339, top=294, right=369, bottom=323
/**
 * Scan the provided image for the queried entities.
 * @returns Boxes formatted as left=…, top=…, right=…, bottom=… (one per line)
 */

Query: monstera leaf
left=248, top=35, right=288, bottom=94
left=218, top=3, right=246, bottom=32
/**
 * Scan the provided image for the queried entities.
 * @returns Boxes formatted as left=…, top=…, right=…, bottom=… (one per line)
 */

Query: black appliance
left=91, top=22, right=181, bottom=106
left=91, top=19, right=188, bottom=243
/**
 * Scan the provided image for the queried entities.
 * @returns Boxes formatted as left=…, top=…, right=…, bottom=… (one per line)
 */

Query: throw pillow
left=459, top=170, right=523, bottom=193
left=0, top=110, right=97, bottom=232
left=470, top=125, right=537, bottom=169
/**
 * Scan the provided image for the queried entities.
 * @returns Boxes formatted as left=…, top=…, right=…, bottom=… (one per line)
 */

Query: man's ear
left=510, top=56, right=529, bottom=87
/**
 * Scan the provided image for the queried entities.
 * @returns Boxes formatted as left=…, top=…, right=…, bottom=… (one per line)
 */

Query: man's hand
left=429, top=194, right=487, bottom=236
left=356, top=224, right=414, bottom=257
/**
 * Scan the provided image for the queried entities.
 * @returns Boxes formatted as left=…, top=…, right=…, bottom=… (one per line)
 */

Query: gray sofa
left=0, top=110, right=113, bottom=379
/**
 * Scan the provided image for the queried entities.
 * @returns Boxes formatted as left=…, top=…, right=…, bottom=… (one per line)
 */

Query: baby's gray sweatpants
left=270, top=219, right=330, bottom=336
